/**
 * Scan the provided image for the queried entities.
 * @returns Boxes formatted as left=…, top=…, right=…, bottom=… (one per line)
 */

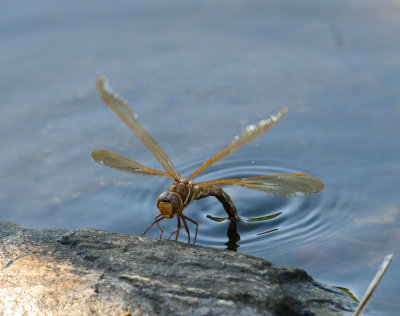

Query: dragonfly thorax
left=156, top=180, right=198, bottom=218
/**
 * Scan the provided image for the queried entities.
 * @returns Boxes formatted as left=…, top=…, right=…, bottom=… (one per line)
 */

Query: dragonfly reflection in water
left=92, top=77, right=324, bottom=244
left=207, top=212, right=283, bottom=251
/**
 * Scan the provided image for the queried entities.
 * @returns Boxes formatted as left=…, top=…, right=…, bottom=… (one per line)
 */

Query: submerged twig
left=352, top=253, right=393, bottom=316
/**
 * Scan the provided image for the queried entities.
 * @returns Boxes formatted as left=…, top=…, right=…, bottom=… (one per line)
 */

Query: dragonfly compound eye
left=157, top=191, right=183, bottom=217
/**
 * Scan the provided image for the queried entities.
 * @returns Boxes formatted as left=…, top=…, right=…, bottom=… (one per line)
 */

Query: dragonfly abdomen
left=193, top=184, right=239, bottom=220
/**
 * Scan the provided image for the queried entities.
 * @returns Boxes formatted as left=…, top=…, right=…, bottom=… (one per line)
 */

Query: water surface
left=1, top=1, right=399, bottom=314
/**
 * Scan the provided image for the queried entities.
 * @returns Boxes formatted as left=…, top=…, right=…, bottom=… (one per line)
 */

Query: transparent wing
left=196, top=173, right=324, bottom=197
left=187, top=109, right=288, bottom=181
left=97, top=77, right=180, bottom=180
left=92, top=150, right=173, bottom=178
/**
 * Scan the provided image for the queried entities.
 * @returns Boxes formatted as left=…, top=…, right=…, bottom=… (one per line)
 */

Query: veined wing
left=187, top=109, right=288, bottom=181
left=92, top=150, right=173, bottom=178
left=97, top=77, right=180, bottom=180
left=196, top=174, right=324, bottom=197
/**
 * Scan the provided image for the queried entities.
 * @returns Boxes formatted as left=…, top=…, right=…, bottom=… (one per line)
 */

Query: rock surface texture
left=0, top=221, right=357, bottom=315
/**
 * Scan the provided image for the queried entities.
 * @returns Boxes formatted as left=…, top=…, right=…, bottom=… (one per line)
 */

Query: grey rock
left=0, top=221, right=357, bottom=315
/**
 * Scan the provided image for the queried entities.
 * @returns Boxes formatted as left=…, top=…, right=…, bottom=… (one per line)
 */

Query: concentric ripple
left=168, top=158, right=364, bottom=259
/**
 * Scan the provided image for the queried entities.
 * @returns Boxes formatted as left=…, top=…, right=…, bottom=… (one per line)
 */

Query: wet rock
left=0, top=221, right=357, bottom=315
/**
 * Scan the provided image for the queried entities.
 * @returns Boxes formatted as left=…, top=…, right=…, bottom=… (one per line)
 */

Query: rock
left=0, top=221, right=357, bottom=315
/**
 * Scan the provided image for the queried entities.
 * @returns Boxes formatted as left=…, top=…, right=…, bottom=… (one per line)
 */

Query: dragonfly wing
left=187, top=109, right=287, bottom=181
left=97, top=77, right=180, bottom=180
left=92, top=150, right=173, bottom=178
left=196, top=173, right=324, bottom=197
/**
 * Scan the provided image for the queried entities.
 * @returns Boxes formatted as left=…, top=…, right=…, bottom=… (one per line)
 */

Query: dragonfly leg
left=175, top=216, right=181, bottom=241
left=182, top=214, right=198, bottom=244
left=168, top=213, right=198, bottom=244
left=142, top=214, right=164, bottom=238
left=168, top=218, right=185, bottom=241
left=156, top=218, right=164, bottom=239
left=179, top=215, right=191, bottom=244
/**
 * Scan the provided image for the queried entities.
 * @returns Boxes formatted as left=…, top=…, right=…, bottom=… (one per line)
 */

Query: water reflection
left=225, top=221, right=240, bottom=251
left=207, top=211, right=283, bottom=251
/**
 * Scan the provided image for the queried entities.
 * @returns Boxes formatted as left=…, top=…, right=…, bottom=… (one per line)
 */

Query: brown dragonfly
left=92, top=77, right=324, bottom=244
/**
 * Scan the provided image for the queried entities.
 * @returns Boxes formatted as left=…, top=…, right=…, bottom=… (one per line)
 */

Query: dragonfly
left=92, top=77, right=324, bottom=244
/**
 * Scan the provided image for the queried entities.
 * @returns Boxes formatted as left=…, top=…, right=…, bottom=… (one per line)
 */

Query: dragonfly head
left=157, top=191, right=183, bottom=218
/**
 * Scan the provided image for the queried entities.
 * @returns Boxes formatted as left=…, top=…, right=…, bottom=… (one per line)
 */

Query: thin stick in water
left=352, top=253, right=393, bottom=316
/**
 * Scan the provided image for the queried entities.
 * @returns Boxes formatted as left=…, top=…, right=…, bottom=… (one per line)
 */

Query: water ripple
left=171, top=158, right=363, bottom=257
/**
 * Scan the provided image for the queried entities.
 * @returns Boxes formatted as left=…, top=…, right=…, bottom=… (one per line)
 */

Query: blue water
left=1, top=1, right=399, bottom=314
